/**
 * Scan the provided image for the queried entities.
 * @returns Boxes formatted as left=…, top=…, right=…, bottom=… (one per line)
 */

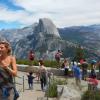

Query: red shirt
left=88, top=78, right=98, bottom=86
left=80, top=59, right=84, bottom=64
left=29, top=52, right=35, bottom=60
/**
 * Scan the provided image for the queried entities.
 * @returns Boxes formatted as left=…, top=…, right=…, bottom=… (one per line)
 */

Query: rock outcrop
left=60, top=86, right=81, bottom=100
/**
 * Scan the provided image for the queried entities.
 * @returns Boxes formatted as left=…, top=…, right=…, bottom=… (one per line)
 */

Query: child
left=27, top=72, right=35, bottom=90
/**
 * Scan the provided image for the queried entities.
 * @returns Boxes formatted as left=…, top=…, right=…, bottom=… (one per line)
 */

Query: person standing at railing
left=55, top=50, right=62, bottom=68
left=63, top=58, right=69, bottom=76
left=0, top=41, right=18, bottom=100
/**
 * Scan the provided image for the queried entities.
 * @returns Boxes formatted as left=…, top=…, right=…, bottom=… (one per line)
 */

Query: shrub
left=33, top=60, right=39, bottom=66
left=46, top=78, right=67, bottom=97
left=81, top=90, right=100, bottom=100
left=54, top=78, right=67, bottom=85
left=44, top=60, right=58, bottom=68
left=17, top=59, right=59, bottom=68
left=46, top=81, right=57, bottom=97
left=17, top=59, right=29, bottom=65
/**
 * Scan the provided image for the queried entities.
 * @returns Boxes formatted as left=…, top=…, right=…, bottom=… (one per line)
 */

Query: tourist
left=38, top=60, right=47, bottom=91
left=81, top=59, right=88, bottom=80
left=63, top=58, right=69, bottom=76
left=28, top=50, right=35, bottom=66
left=71, top=61, right=77, bottom=76
left=90, top=61, right=97, bottom=78
left=86, top=74, right=98, bottom=90
left=0, top=41, right=18, bottom=99
left=73, top=63, right=82, bottom=90
left=27, top=72, right=35, bottom=90
left=97, top=60, right=100, bottom=79
left=55, top=50, right=62, bottom=68
left=36, top=59, right=43, bottom=82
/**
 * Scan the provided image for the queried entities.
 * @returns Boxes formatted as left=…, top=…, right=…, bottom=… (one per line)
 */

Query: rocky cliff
left=0, top=19, right=100, bottom=59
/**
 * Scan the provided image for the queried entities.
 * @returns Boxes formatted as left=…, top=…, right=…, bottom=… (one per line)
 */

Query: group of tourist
left=27, top=59, right=48, bottom=91
left=0, top=40, right=49, bottom=100
left=60, top=58, right=100, bottom=90
left=55, top=50, right=100, bottom=90
left=0, top=39, right=100, bottom=100
left=28, top=49, right=100, bottom=91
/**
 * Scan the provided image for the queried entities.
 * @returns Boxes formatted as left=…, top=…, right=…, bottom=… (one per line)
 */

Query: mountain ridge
left=0, top=18, right=100, bottom=59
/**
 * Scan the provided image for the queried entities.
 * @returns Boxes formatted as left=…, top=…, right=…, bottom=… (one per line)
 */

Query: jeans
left=0, top=88, right=14, bottom=100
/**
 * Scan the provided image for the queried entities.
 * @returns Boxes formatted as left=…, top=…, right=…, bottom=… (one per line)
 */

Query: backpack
left=40, top=72, right=46, bottom=79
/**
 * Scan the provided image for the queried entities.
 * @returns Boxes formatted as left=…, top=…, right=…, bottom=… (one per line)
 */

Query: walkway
left=15, top=71, right=45, bottom=100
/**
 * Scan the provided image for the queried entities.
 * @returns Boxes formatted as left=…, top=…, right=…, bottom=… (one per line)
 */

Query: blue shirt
left=73, top=66, right=81, bottom=78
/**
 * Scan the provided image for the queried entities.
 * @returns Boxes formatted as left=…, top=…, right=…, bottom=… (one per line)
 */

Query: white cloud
left=0, top=0, right=100, bottom=27
left=0, top=5, right=36, bottom=25
left=13, top=0, right=100, bottom=13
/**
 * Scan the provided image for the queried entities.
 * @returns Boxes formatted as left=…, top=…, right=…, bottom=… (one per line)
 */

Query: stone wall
left=17, top=64, right=64, bottom=76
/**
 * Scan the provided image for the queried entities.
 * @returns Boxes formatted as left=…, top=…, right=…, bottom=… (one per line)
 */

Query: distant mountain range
left=58, top=25, right=100, bottom=56
left=0, top=18, right=100, bottom=60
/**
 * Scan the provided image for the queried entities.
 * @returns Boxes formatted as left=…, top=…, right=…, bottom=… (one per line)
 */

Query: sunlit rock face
left=0, top=19, right=100, bottom=59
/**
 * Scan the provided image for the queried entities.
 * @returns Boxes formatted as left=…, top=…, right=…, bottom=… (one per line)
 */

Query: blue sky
left=0, top=0, right=100, bottom=29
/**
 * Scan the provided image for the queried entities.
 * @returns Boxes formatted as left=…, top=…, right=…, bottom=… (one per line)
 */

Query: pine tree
left=74, top=45, right=85, bottom=62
